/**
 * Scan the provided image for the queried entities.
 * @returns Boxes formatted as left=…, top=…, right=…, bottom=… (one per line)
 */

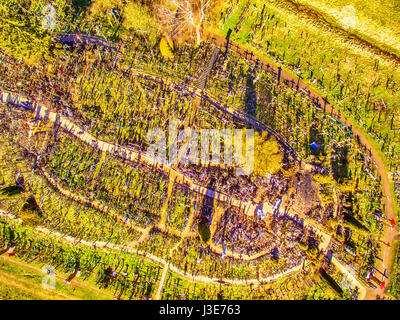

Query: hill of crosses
left=0, top=0, right=399, bottom=301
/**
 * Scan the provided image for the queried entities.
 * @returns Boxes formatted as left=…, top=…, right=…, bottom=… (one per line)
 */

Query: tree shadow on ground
left=319, top=267, right=343, bottom=297
left=198, top=178, right=217, bottom=243
left=309, top=124, right=325, bottom=156
left=330, top=144, right=349, bottom=182
left=244, top=67, right=257, bottom=117
left=0, top=185, right=24, bottom=196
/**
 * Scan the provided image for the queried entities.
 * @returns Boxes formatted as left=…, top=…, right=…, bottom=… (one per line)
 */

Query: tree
left=253, top=131, right=283, bottom=177
left=89, top=0, right=120, bottom=16
left=0, top=1, right=52, bottom=65
left=156, top=0, right=213, bottom=45
left=298, top=241, right=308, bottom=251
left=337, top=178, right=356, bottom=193
left=306, top=245, right=320, bottom=261
left=122, top=2, right=160, bottom=46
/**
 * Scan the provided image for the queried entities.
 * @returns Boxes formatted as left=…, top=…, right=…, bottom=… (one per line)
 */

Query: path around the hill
left=208, top=32, right=398, bottom=299
left=0, top=89, right=275, bottom=217
left=0, top=81, right=371, bottom=298
left=3, top=33, right=397, bottom=298
left=36, top=225, right=304, bottom=287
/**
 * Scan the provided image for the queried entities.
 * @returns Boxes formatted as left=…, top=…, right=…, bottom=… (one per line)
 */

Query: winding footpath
left=0, top=88, right=275, bottom=218
left=36, top=225, right=305, bottom=287
left=2, top=32, right=397, bottom=299
left=0, top=87, right=367, bottom=299
left=1, top=208, right=304, bottom=298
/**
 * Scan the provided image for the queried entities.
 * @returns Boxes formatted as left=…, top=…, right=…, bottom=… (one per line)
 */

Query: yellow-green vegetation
left=336, top=227, right=345, bottom=242
left=18, top=195, right=44, bottom=227
left=305, top=245, right=320, bottom=261
left=294, top=0, right=400, bottom=54
left=159, top=36, right=174, bottom=60
left=122, top=2, right=160, bottom=45
left=88, top=0, right=161, bottom=44
left=298, top=240, right=308, bottom=251
left=342, top=215, right=370, bottom=235
left=313, top=173, right=336, bottom=205
left=0, top=0, right=52, bottom=65
left=0, top=0, right=394, bottom=301
left=155, top=0, right=222, bottom=45
left=336, top=179, right=356, bottom=193
left=388, top=237, right=400, bottom=298
left=218, top=0, right=400, bottom=166
left=313, top=173, right=336, bottom=186
left=253, top=132, right=284, bottom=177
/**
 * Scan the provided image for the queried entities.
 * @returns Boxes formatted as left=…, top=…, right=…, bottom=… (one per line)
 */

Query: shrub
left=159, top=36, right=174, bottom=60
left=197, top=220, right=211, bottom=244
left=253, top=131, right=284, bottom=177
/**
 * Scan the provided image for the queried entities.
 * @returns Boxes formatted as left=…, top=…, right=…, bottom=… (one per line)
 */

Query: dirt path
left=0, top=89, right=272, bottom=218
left=331, top=256, right=366, bottom=300
left=3, top=36, right=396, bottom=298
left=208, top=32, right=398, bottom=299
left=154, top=264, right=169, bottom=300
left=36, top=225, right=303, bottom=286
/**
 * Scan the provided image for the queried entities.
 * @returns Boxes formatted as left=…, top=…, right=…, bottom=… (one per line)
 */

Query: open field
left=0, top=254, right=113, bottom=300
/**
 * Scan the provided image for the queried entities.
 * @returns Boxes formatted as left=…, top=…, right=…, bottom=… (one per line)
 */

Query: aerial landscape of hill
left=0, top=0, right=399, bottom=304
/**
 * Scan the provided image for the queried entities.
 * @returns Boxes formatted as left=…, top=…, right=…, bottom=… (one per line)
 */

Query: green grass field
left=0, top=255, right=112, bottom=300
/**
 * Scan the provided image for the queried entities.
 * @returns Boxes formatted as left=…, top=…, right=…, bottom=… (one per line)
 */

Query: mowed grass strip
left=0, top=256, right=111, bottom=300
